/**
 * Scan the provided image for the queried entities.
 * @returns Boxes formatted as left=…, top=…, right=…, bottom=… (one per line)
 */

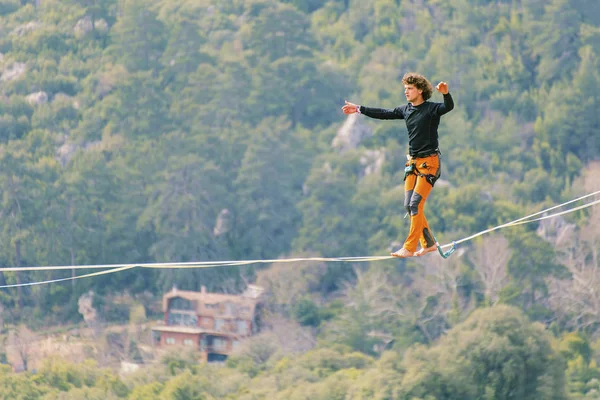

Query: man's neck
left=410, top=98, right=425, bottom=106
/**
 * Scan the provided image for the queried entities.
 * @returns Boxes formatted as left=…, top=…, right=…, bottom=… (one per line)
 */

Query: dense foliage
left=0, top=306, right=586, bottom=399
left=0, top=0, right=599, bottom=397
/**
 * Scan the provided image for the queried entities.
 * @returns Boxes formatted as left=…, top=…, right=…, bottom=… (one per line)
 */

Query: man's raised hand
left=435, top=82, right=449, bottom=94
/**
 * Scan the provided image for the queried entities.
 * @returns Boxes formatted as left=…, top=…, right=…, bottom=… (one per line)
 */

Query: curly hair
left=402, top=72, right=433, bottom=101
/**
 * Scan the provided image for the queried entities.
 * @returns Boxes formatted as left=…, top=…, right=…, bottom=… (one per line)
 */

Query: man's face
left=404, top=84, right=422, bottom=103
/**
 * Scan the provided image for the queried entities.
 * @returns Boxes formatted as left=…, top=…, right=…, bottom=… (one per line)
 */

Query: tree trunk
left=71, top=247, right=76, bottom=289
left=21, top=353, right=28, bottom=372
left=15, top=240, right=23, bottom=310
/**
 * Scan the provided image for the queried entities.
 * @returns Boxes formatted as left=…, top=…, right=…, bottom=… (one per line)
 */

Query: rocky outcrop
left=11, top=21, right=40, bottom=37
left=214, top=209, right=232, bottom=236
left=360, top=149, right=385, bottom=177
left=56, top=141, right=77, bottom=167
left=94, top=19, right=108, bottom=32
left=26, top=91, right=48, bottom=105
left=332, top=113, right=373, bottom=152
left=77, top=291, right=98, bottom=326
left=74, top=16, right=108, bottom=37
left=74, top=16, right=93, bottom=37
left=1, top=62, right=26, bottom=81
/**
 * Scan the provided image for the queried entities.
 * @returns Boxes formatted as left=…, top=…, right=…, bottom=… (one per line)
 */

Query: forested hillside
left=0, top=0, right=600, bottom=397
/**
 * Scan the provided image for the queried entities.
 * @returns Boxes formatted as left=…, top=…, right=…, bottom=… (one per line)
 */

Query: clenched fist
left=435, top=82, right=449, bottom=95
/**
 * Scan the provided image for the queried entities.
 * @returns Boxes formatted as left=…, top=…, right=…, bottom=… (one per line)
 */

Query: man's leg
left=391, top=169, right=417, bottom=258
left=403, top=175, right=433, bottom=253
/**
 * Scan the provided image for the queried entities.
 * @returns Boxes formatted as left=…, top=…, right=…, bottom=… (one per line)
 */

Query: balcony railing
left=200, top=345, right=229, bottom=353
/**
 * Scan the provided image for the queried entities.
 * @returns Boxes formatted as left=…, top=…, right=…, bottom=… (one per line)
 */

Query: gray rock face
left=332, top=113, right=373, bottom=152
left=56, top=141, right=77, bottom=167
left=74, top=17, right=108, bottom=37
left=26, top=91, right=48, bottom=105
left=94, top=19, right=108, bottom=32
left=74, top=16, right=93, bottom=37
left=11, top=21, right=40, bottom=37
left=214, top=209, right=232, bottom=236
left=77, top=291, right=98, bottom=325
left=1, top=62, right=26, bottom=82
left=360, top=149, right=385, bottom=177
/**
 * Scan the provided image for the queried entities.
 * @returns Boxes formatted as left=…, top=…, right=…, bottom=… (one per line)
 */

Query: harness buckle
left=404, top=161, right=416, bottom=181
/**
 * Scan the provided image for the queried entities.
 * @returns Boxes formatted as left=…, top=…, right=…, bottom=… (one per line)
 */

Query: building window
left=168, top=312, right=198, bottom=327
left=224, top=302, right=237, bottom=315
left=184, top=339, right=194, bottom=346
left=167, top=313, right=181, bottom=326
left=166, top=337, right=176, bottom=345
left=213, top=337, right=227, bottom=351
left=237, top=320, right=248, bottom=335
left=169, top=297, right=194, bottom=310
left=232, top=340, right=240, bottom=351
left=215, top=319, right=225, bottom=331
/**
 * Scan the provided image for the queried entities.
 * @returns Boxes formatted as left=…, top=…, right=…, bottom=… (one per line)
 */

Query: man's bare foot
left=391, top=248, right=414, bottom=258
left=415, top=245, right=437, bottom=257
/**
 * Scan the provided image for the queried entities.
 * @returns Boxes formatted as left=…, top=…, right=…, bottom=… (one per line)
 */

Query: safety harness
left=403, top=157, right=440, bottom=187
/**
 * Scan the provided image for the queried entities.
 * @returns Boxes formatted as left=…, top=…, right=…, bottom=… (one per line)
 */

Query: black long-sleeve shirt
left=359, top=93, right=454, bottom=157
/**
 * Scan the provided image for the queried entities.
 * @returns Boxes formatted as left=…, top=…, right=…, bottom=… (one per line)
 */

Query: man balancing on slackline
left=342, top=72, right=454, bottom=258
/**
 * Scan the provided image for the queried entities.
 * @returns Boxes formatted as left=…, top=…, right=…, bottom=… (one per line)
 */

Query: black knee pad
left=404, top=190, right=413, bottom=215
left=409, top=192, right=423, bottom=216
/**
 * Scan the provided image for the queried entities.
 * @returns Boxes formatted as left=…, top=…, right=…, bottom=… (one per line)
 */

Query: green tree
left=0, top=131, right=60, bottom=309
left=160, top=20, right=211, bottom=93
left=281, top=0, right=328, bottom=13
left=135, top=131, right=232, bottom=291
left=501, top=226, right=568, bottom=315
left=534, top=46, right=600, bottom=169
left=529, top=0, right=582, bottom=83
left=400, top=305, right=567, bottom=400
left=0, top=364, right=50, bottom=398
left=159, top=370, right=215, bottom=400
left=172, top=60, right=252, bottom=130
left=128, top=382, right=163, bottom=400
left=109, top=0, right=166, bottom=71
left=232, top=118, right=311, bottom=260
left=67, top=0, right=118, bottom=32
left=294, top=151, right=373, bottom=260
left=102, top=71, right=171, bottom=139
left=0, top=0, right=19, bottom=16
left=556, top=333, right=600, bottom=397
left=0, top=98, right=32, bottom=142
left=240, top=2, right=315, bottom=62
left=251, top=56, right=350, bottom=128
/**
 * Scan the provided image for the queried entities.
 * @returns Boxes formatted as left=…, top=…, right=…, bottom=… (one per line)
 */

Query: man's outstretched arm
left=342, top=100, right=404, bottom=120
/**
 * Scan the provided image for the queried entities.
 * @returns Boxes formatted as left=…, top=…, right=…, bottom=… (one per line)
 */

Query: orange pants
left=403, top=154, right=440, bottom=252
